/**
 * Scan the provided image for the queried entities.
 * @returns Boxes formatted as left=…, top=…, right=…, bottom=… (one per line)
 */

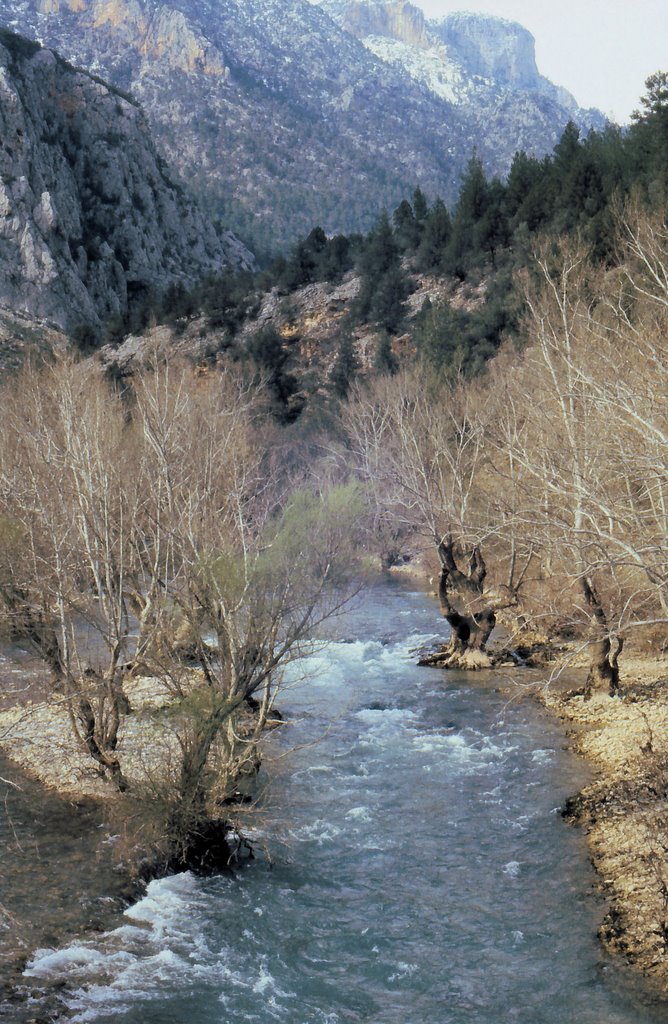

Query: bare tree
left=0, top=359, right=137, bottom=788
left=343, top=367, right=532, bottom=668
left=499, top=233, right=668, bottom=694
left=0, top=357, right=364, bottom=866
left=129, top=363, right=364, bottom=861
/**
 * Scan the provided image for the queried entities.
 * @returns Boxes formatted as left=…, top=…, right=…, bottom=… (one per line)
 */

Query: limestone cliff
left=325, top=1, right=598, bottom=120
left=0, top=29, right=251, bottom=329
left=431, top=12, right=541, bottom=90
left=36, top=0, right=228, bottom=76
left=332, top=1, right=432, bottom=49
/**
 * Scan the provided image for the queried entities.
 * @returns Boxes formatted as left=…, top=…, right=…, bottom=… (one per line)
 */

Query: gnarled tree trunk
left=582, top=578, right=623, bottom=699
left=419, top=539, right=497, bottom=670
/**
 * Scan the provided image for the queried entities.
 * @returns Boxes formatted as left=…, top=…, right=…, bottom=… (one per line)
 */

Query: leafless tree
left=0, top=358, right=364, bottom=864
left=499, top=232, right=667, bottom=694
left=343, top=367, right=533, bottom=668
left=129, top=363, right=364, bottom=857
left=0, top=358, right=137, bottom=788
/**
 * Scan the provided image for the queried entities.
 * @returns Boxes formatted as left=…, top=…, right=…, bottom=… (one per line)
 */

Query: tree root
left=418, top=647, right=495, bottom=670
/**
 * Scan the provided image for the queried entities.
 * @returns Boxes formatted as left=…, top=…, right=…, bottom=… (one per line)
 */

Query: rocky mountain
left=0, top=0, right=605, bottom=255
left=319, top=3, right=602, bottom=155
left=0, top=29, right=252, bottom=330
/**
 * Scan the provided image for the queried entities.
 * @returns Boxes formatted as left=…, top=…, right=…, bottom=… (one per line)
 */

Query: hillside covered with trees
left=95, top=72, right=668, bottom=412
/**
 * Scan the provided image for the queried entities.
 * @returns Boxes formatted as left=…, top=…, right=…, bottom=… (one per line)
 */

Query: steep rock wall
left=0, top=30, right=251, bottom=329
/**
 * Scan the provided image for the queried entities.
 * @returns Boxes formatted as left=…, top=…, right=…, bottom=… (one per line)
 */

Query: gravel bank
left=540, top=655, right=668, bottom=990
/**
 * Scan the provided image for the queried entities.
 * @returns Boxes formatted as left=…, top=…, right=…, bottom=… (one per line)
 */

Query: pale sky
left=415, top=0, right=668, bottom=123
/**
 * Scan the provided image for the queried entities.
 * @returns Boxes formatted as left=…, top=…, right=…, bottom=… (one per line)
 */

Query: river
left=2, top=578, right=667, bottom=1022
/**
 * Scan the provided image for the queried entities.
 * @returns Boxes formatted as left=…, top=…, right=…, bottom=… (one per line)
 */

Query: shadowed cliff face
left=0, top=30, right=252, bottom=329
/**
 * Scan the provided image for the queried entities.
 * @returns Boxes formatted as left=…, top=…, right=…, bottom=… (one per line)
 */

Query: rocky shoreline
left=536, top=655, right=668, bottom=992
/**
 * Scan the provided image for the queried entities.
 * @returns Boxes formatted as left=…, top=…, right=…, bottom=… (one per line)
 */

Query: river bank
left=537, top=652, right=668, bottom=991
left=0, top=751, right=140, bottom=1022
left=4, top=579, right=665, bottom=1024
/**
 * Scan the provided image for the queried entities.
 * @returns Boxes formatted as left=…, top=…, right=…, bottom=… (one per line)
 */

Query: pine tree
left=369, top=264, right=411, bottom=332
left=393, top=198, right=420, bottom=253
left=415, top=199, right=452, bottom=273
left=319, top=234, right=352, bottom=283
left=354, top=212, right=407, bottom=325
left=374, top=330, right=399, bottom=375
left=412, top=186, right=429, bottom=225
left=330, top=331, right=360, bottom=399
left=247, top=325, right=302, bottom=423
left=280, top=226, right=328, bottom=291
left=628, top=71, right=668, bottom=190
left=447, top=155, right=490, bottom=277
left=475, top=179, right=509, bottom=267
left=632, top=71, right=668, bottom=120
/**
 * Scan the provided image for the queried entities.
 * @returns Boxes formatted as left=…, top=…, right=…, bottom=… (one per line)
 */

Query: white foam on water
left=25, top=945, right=135, bottom=978
left=531, top=748, right=555, bottom=765
left=213, top=956, right=297, bottom=1022
left=284, top=632, right=440, bottom=698
left=503, top=861, right=521, bottom=878
left=252, top=961, right=296, bottom=1000
left=344, top=805, right=372, bottom=822
left=412, top=731, right=470, bottom=756
left=355, top=706, right=419, bottom=728
left=387, top=960, right=419, bottom=982
left=285, top=639, right=387, bottom=686
left=23, top=873, right=224, bottom=1022
left=289, top=819, right=344, bottom=844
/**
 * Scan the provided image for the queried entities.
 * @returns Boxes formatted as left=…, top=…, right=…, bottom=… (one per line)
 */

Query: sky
left=415, top=0, right=668, bottom=123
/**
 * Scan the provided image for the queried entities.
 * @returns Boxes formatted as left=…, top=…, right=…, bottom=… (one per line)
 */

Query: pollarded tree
left=499, top=231, right=668, bottom=696
left=343, top=367, right=533, bottom=668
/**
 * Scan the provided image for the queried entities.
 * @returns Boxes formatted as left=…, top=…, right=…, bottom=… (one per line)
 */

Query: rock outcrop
left=0, top=303, right=68, bottom=374
left=327, top=2, right=600, bottom=122
left=432, top=12, right=541, bottom=90
left=0, top=29, right=252, bottom=329
left=332, top=0, right=432, bottom=48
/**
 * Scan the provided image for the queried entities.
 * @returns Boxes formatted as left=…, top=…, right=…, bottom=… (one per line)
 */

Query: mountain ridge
left=0, top=0, right=606, bottom=253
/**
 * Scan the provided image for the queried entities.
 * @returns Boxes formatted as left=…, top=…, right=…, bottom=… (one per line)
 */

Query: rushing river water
left=2, top=578, right=668, bottom=1023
